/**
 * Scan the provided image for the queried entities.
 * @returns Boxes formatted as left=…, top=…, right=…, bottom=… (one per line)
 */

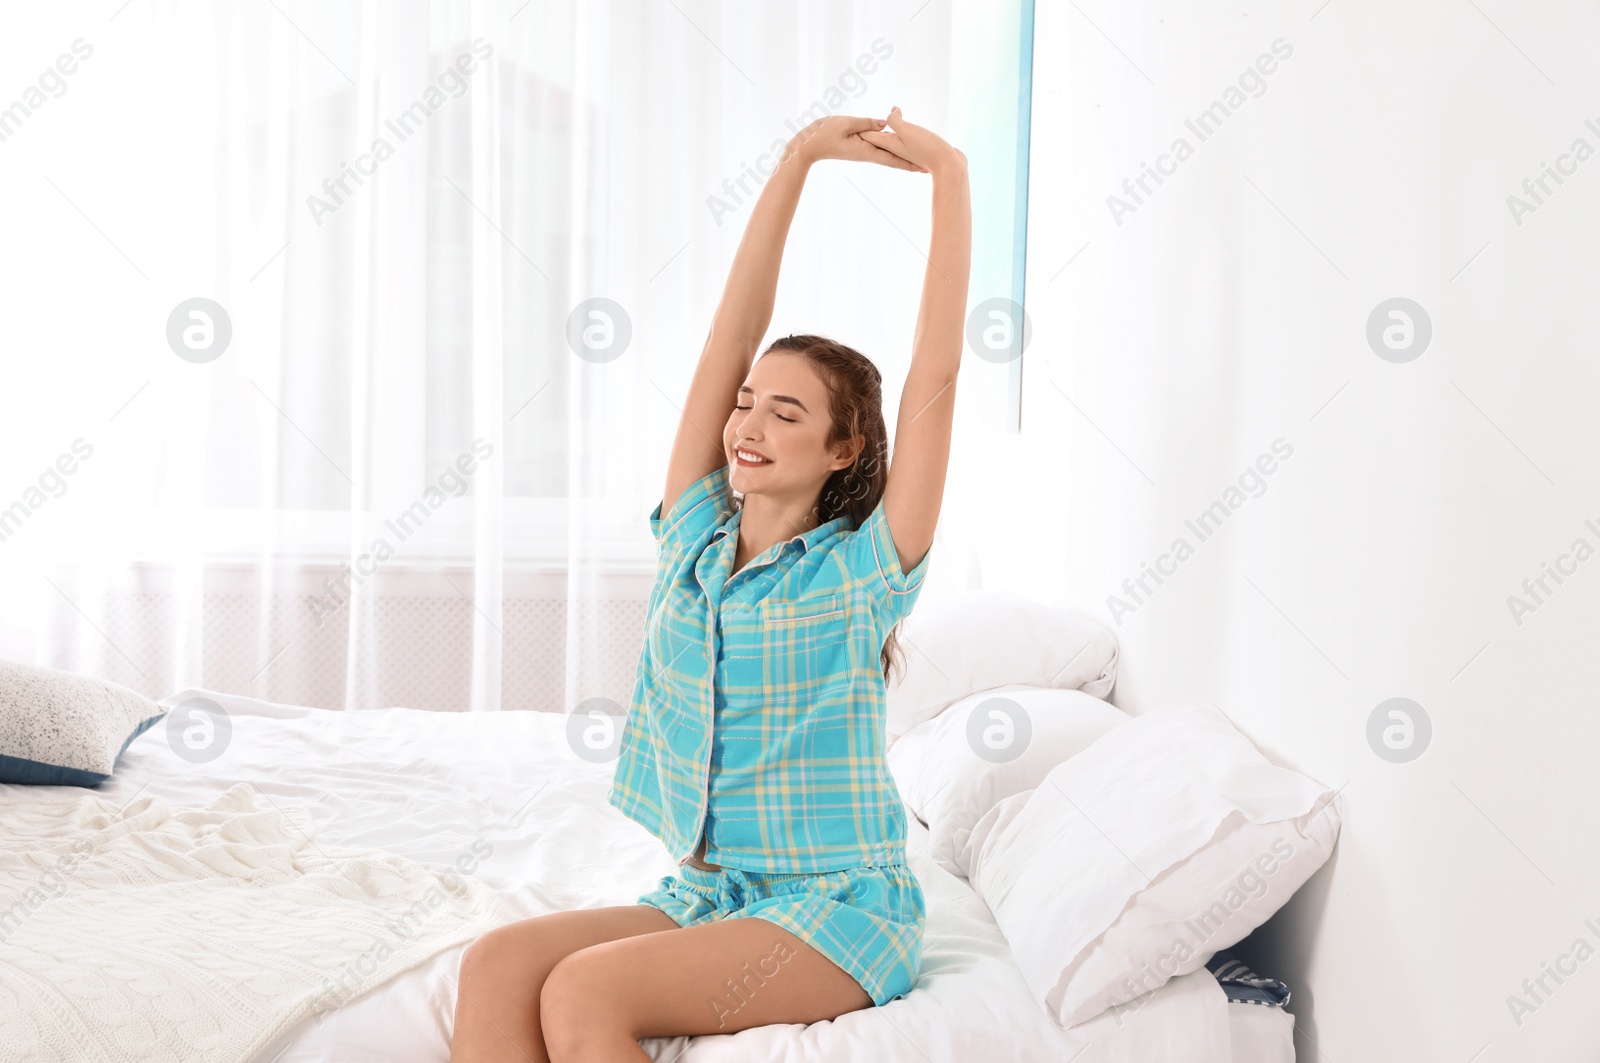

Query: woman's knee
left=458, top=923, right=522, bottom=985
left=457, top=919, right=567, bottom=1011
left=539, top=948, right=621, bottom=1053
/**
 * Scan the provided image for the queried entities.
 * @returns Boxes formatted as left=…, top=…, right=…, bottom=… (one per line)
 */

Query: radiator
left=40, top=562, right=655, bottom=712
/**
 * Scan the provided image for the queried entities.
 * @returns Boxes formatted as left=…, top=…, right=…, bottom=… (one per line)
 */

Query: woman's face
left=724, top=352, right=855, bottom=505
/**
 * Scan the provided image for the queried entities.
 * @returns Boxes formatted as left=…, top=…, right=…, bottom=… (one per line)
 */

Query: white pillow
left=961, top=703, right=1341, bottom=1030
left=886, top=589, right=1118, bottom=744
left=887, top=687, right=1128, bottom=877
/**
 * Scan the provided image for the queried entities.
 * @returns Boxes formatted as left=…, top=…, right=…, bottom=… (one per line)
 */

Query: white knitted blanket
left=0, top=783, right=511, bottom=1062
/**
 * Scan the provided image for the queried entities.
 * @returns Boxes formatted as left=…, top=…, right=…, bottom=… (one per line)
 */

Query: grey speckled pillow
left=0, top=661, right=168, bottom=786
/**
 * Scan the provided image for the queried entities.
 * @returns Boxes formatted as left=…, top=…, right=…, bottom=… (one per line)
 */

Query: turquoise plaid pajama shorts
left=635, top=860, right=926, bottom=1007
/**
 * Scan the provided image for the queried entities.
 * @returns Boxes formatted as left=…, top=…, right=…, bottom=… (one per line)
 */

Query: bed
left=1, top=687, right=1295, bottom=1062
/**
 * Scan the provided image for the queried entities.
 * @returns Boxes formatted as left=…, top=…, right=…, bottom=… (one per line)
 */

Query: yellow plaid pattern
left=608, top=463, right=931, bottom=874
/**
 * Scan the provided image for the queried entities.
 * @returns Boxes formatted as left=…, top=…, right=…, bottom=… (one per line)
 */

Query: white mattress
left=53, top=688, right=1294, bottom=1062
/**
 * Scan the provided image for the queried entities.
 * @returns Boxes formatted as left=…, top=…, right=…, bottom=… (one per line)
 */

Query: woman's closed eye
left=735, top=403, right=795, bottom=423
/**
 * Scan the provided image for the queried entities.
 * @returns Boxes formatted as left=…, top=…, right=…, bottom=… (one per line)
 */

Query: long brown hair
left=731, top=334, right=911, bottom=685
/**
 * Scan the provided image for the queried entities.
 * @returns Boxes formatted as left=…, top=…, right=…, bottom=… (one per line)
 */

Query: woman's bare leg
left=449, top=904, right=679, bottom=1063
left=539, top=915, right=875, bottom=1063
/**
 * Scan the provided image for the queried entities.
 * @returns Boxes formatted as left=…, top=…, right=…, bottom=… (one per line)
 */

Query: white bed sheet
left=1228, top=1003, right=1296, bottom=1063
left=55, top=688, right=1291, bottom=1063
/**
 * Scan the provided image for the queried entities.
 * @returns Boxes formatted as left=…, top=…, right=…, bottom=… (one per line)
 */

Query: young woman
left=451, top=106, right=970, bottom=1063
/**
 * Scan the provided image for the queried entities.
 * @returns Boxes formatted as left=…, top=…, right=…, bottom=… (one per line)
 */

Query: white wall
left=985, top=1, right=1600, bottom=1059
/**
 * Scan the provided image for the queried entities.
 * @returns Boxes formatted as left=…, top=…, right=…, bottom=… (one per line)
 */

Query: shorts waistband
left=676, top=860, right=914, bottom=890
left=679, top=862, right=734, bottom=885
left=677, top=861, right=755, bottom=906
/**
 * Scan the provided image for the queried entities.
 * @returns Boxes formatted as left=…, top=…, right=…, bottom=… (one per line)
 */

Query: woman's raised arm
left=659, top=115, right=923, bottom=521
left=857, top=107, right=971, bottom=575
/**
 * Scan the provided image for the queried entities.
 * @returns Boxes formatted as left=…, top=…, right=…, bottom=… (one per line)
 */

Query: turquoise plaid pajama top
left=607, top=462, right=932, bottom=875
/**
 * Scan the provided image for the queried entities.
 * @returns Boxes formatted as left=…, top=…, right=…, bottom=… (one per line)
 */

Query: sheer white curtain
left=3, top=1, right=978, bottom=712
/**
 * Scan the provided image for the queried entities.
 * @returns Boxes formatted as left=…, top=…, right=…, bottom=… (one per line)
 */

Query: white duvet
left=0, top=689, right=1287, bottom=1063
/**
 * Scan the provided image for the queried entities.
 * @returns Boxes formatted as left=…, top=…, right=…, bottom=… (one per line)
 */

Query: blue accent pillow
left=0, top=661, right=169, bottom=787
